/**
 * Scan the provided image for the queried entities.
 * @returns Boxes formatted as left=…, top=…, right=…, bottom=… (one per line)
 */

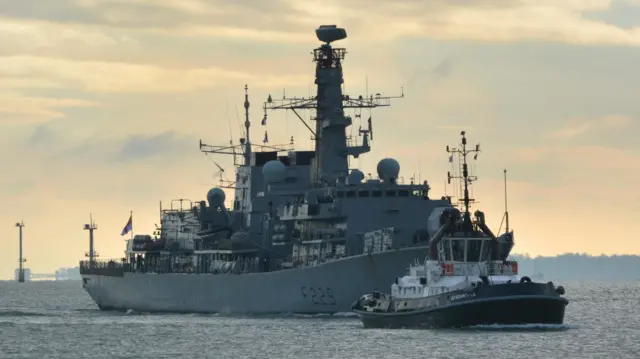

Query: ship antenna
left=243, top=84, right=252, bottom=166
left=504, top=169, right=509, bottom=233
left=446, top=131, right=480, bottom=229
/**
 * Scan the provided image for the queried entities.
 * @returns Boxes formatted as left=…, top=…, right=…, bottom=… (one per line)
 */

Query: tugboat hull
left=355, top=295, right=568, bottom=329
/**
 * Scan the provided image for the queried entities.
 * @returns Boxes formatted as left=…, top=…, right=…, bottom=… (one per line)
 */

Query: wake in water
left=118, top=309, right=359, bottom=319
left=0, top=310, right=52, bottom=317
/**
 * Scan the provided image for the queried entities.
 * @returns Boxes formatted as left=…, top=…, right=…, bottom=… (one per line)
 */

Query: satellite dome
left=263, top=160, right=286, bottom=183
left=348, top=169, right=365, bottom=184
left=377, top=158, right=400, bottom=183
left=206, top=187, right=226, bottom=207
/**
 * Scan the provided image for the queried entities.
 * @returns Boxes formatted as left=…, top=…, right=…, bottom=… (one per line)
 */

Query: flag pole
left=130, top=210, right=133, bottom=240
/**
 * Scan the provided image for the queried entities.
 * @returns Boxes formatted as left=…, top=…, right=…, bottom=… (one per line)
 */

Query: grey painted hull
left=82, top=246, right=427, bottom=314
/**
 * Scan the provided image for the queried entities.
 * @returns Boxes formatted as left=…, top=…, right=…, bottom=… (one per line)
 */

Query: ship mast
left=446, top=131, right=480, bottom=229
left=199, top=84, right=294, bottom=189
left=83, top=214, right=99, bottom=269
left=243, top=84, right=252, bottom=166
left=263, top=25, right=403, bottom=185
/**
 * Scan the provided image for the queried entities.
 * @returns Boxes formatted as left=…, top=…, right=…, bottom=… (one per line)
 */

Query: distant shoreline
left=509, top=253, right=640, bottom=281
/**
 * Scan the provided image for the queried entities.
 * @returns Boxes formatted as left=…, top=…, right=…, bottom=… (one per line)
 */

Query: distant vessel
left=56, top=267, right=81, bottom=281
left=532, top=259, right=544, bottom=280
left=79, top=25, right=515, bottom=314
left=352, top=133, right=569, bottom=328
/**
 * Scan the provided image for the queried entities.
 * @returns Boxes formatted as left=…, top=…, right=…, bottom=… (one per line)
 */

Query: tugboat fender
left=520, top=276, right=532, bottom=283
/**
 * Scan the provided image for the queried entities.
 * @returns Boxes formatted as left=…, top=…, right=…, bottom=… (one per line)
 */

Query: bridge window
left=451, top=240, right=465, bottom=261
left=467, top=239, right=482, bottom=262
left=346, top=191, right=356, bottom=198
left=385, top=190, right=396, bottom=197
left=372, top=190, right=382, bottom=197
left=337, top=191, right=345, bottom=198
left=398, top=190, right=409, bottom=196
left=358, top=190, right=370, bottom=197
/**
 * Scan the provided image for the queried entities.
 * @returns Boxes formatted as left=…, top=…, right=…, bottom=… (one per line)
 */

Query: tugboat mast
left=446, top=131, right=480, bottom=229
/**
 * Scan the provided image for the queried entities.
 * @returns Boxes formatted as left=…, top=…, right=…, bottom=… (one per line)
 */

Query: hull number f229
left=300, top=286, right=336, bottom=305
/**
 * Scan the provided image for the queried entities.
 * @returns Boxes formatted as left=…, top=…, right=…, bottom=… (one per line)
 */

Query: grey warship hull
left=82, top=246, right=427, bottom=314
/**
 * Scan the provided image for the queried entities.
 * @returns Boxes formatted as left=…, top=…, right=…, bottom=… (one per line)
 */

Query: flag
left=261, top=114, right=267, bottom=126
left=263, top=131, right=268, bottom=143
left=448, top=154, right=454, bottom=163
left=121, top=213, right=132, bottom=236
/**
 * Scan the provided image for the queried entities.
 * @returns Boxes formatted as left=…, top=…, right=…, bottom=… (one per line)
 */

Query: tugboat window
left=467, top=239, right=482, bottom=262
left=452, top=240, right=465, bottom=261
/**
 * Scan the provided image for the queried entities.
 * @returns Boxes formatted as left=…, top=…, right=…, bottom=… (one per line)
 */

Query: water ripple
left=0, top=280, right=638, bottom=359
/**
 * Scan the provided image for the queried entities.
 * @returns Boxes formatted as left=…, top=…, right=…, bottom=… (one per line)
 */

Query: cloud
left=28, top=125, right=55, bottom=145
left=0, top=92, right=99, bottom=124
left=547, top=114, right=634, bottom=139
left=37, top=131, right=196, bottom=167
left=119, top=132, right=193, bottom=160
left=512, top=144, right=640, bottom=172
left=0, top=56, right=308, bottom=97
left=292, top=0, right=640, bottom=45
left=1, top=0, right=639, bottom=47
left=0, top=0, right=311, bottom=42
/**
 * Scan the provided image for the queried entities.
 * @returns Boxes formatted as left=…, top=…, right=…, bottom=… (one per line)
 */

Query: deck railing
left=79, top=260, right=129, bottom=277
left=79, top=258, right=273, bottom=276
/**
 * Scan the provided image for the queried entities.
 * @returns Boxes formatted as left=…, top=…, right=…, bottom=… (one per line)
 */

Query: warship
left=79, top=25, right=515, bottom=314
left=352, top=133, right=569, bottom=328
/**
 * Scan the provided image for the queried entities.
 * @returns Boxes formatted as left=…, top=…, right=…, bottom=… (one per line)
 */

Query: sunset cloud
left=547, top=114, right=634, bottom=140
left=1, top=0, right=638, bottom=46
left=0, top=92, right=99, bottom=123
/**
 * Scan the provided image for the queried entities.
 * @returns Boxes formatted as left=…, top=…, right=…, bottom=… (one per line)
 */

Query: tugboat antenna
left=446, top=131, right=480, bottom=229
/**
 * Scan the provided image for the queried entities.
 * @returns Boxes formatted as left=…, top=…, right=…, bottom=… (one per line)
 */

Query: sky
left=1, top=0, right=639, bottom=278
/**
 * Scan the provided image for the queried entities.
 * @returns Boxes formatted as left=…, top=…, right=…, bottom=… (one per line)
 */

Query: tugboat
left=351, top=132, right=569, bottom=329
